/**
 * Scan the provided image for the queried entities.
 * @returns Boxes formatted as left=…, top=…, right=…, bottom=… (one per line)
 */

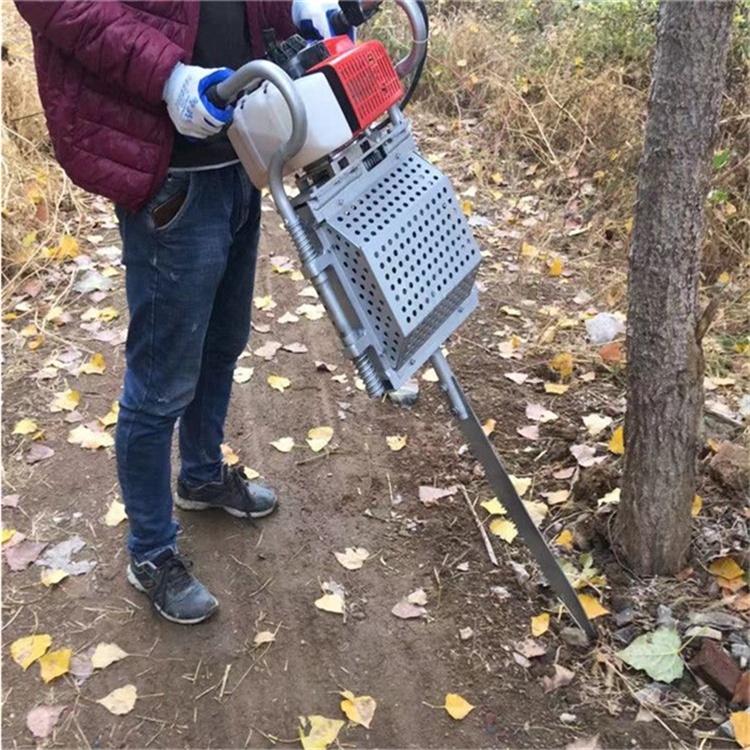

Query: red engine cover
left=309, top=38, right=404, bottom=133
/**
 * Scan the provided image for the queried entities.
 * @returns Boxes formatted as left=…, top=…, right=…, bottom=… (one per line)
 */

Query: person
left=17, top=0, right=343, bottom=625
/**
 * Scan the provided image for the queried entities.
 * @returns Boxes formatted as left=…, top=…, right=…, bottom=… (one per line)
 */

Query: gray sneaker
left=175, top=465, right=278, bottom=519
left=127, top=550, right=218, bottom=625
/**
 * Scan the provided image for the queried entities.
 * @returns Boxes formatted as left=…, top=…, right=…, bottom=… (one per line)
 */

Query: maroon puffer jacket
left=16, top=1, right=295, bottom=211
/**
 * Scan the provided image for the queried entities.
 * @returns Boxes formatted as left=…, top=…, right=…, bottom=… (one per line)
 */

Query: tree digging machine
left=209, top=0, right=597, bottom=640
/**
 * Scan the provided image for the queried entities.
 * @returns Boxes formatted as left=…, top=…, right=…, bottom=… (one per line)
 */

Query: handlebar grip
left=204, top=84, right=228, bottom=110
left=328, top=9, right=353, bottom=36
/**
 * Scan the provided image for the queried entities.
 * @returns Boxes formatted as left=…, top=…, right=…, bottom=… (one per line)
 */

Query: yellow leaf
left=97, top=306, right=119, bottom=322
left=306, top=426, right=334, bottom=453
left=298, top=715, right=344, bottom=750
left=340, top=691, right=377, bottom=729
left=58, top=234, right=79, bottom=259
left=244, top=467, right=260, bottom=480
left=314, top=593, right=344, bottom=615
left=267, top=374, right=291, bottom=392
left=254, top=295, right=276, bottom=311
left=101, top=266, right=120, bottom=278
left=13, top=418, right=38, bottom=436
left=520, top=241, right=538, bottom=259
left=422, top=367, right=439, bottom=383
left=296, top=303, right=326, bottom=321
left=556, top=529, right=574, bottom=551
left=334, top=547, right=370, bottom=570
left=104, top=499, right=128, bottom=527
left=491, top=172, right=503, bottom=185
left=501, top=305, right=522, bottom=317
left=68, top=425, right=114, bottom=450
left=386, top=435, right=407, bottom=452
left=80, top=352, right=106, bottom=375
left=523, top=500, right=549, bottom=527
left=44, top=306, right=65, bottom=323
left=271, top=437, right=295, bottom=453
left=39, top=648, right=72, bottom=683
left=550, top=352, right=574, bottom=380
left=221, top=442, right=241, bottom=465
left=708, top=556, right=744, bottom=581
left=97, top=685, right=137, bottom=715
left=22, top=230, right=38, bottom=247
left=573, top=55, right=584, bottom=67
left=544, top=489, right=570, bottom=506
left=480, top=498, right=506, bottom=516
left=460, top=199, right=473, bottom=217
left=50, top=389, right=80, bottom=413
left=10, top=634, right=52, bottom=670
left=290, top=270, right=305, bottom=282
left=41, top=569, right=69, bottom=587
left=28, top=335, right=44, bottom=351
left=691, top=494, right=702, bottom=518
left=20, top=323, right=38, bottom=338
left=608, top=426, right=625, bottom=455
left=444, top=693, right=474, bottom=720
left=489, top=518, right=518, bottom=543
left=544, top=382, right=569, bottom=395
left=549, top=257, right=564, bottom=277
left=99, top=402, right=119, bottom=428
left=482, top=418, right=496, bottom=436
left=2, top=528, right=16, bottom=544
left=531, top=613, right=550, bottom=637
left=578, top=593, right=609, bottom=620
left=718, top=271, right=731, bottom=286
left=731, top=712, right=750, bottom=749
left=509, top=475, right=531, bottom=497
left=91, top=642, right=128, bottom=670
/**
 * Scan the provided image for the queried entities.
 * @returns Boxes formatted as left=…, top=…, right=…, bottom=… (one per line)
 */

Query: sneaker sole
left=126, top=565, right=218, bottom=625
left=174, top=495, right=278, bottom=519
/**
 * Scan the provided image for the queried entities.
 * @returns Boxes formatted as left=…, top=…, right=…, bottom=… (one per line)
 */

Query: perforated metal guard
left=307, top=146, right=481, bottom=388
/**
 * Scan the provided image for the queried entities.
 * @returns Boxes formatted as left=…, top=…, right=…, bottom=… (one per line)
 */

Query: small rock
left=560, top=627, right=590, bottom=648
left=456, top=562, right=469, bottom=572
left=459, top=627, right=474, bottom=641
left=613, top=626, right=638, bottom=646
left=709, top=441, right=750, bottom=495
left=387, top=378, right=419, bottom=407
left=690, top=611, right=746, bottom=631
left=685, top=626, right=723, bottom=641
left=560, top=712, right=578, bottom=724
left=720, top=719, right=735, bottom=739
left=491, top=586, right=511, bottom=600
left=614, top=608, right=635, bottom=627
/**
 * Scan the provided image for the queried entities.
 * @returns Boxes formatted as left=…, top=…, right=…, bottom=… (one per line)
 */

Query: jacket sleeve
left=270, top=1, right=298, bottom=40
left=14, top=1, right=185, bottom=106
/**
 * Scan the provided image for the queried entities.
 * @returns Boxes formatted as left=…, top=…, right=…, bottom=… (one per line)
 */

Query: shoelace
left=153, top=554, right=194, bottom=605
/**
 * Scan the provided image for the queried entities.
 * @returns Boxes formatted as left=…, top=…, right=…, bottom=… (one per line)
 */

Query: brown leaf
left=542, top=664, right=575, bottom=693
left=418, top=486, right=457, bottom=507
left=4, top=541, right=47, bottom=571
left=26, top=705, right=66, bottom=739
left=391, top=599, right=426, bottom=619
left=26, top=443, right=55, bottom=464
left=599, top=341, right=624, bottom=366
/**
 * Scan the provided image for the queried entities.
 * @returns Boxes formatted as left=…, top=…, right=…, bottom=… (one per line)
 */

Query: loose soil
left=2, top=121, right=745, bottom=749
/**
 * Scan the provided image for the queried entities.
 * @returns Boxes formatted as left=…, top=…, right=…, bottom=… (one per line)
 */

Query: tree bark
left=615, top=0, right=735, bottom=575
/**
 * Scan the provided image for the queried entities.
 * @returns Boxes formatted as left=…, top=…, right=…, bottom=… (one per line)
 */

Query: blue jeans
left=115, top=164, right=261, bottom=563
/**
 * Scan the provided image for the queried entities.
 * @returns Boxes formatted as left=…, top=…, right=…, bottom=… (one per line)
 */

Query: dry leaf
left=97, top=684, right=137, bottom=715
left=26, top=443, right=55, bottom=464
left=444, top=693, right=474, bottom=720
left=549, top=257, right=564, bottom=277
left=419, top=486, right=457, bottom=507
left=91, top=642, right=128, bottom=670
left=334, top=547, right=370, bottom=570
left=531, top=613, right=550, bottom=637
left=340, top=691, right=377, bottom=729
left=268, top=374, right=291, bottom=392
left=489, top=518, right=518, bottom=543
left=517, top=425, right=540, bottom=440
left=480, top=498, right=506, bottom=516
left=570, top=444, right=605, bottom=468
left=314, top=593, right=344, bottom=615
left=254, top=295, right=276, bottom=311
left=386, top=435, right=407, bottom=451
left=608, top=427, right=625, bottom=455
left=543, top=489, right=570, bottom=505
left=278, top=311, right=300, bottom=324
left=298, top=286, right=319, bottom=299
left=254, top=341, right=282, bottom=360
left=243, top=467, right=260, bottom=480
left=271, top=437, right=295, bottom=453
left=509, top=475, right=531, bottom=497
left=544, top=382, right=569, bottom=395
left=41, top=568, right=69, bottom=587
left=550, top=352, right=574, bottom=380
left=4, top=541, right=47, bottom=571
left=2, top=528, right=16, bottom=544
left=68, top=425, right=114, bottom=450
left=482, top=418, right=496, bottom=436
left=307, top=426, right=333, bottom=452
left=26, top=705, right=66, bottom=739
left=422, top=368, right=439, bottom=383
left=730, top=712, right=750, bottom=749
left=14, top=418, right=38, bottom=435
left=80, top=353, right=106, bottom=375
left=98, top=402, right=119, bottom=428
left=542, top=664, right=575, bottom=693
left=505, top=372, right=529, bottom=385
left=556, top=529, right=574, bottom=551
left=254, top=631, right=276, bottom=647
left=283, top=342, right=308, bottom=354
left=708, top=556, right=744, bottom=581
left=298, top=715, right=344, bottom=750
left=391, top=599, right=426, bottom=619
left=578, top=593, right=610, bottom=620
left=407, top=589, right=428, bottom=606
left=597, top=488, right=621, bottom=508
left=691, top=494, right=702, bottom=517
left=296, top=303, right=326, bottom=321
left=11, top=634, right=52, bottom=670
left=524, top=500, right=549, bottom=527
left=39, top=648, right=72, bottom=683
left=599, top=341, right=624, bottom=366
left=582, top=414, right=612, bottom=437
left=233, top=367, right=254, bottom=384
left=526, top=403, right=558, bottom=423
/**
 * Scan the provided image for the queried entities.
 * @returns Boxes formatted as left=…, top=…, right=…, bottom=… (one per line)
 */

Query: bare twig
left=460, top=485, right=498, bottom=566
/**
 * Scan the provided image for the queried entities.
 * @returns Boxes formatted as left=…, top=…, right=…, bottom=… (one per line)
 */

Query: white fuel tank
left=228, top=72, right=353, bottom=190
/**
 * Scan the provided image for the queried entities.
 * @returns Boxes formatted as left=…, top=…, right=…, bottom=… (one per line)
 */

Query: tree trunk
left=615, top=0, right=735, bottom=575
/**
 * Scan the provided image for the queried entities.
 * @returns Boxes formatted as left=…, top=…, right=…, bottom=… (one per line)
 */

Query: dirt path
left=3, top=172, right=711, bottom=748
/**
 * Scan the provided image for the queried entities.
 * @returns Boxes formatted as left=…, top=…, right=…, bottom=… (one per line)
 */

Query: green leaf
left=708, top=188, right=729, bottom=205
left=712, top=149, right=731, bottom=170
left=616, top=628, right=684, bottom=683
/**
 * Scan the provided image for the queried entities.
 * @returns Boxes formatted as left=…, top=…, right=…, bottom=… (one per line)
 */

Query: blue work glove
left=163, top=63, right=234, bottom=139
left=291, top=0, right=345, bottom=39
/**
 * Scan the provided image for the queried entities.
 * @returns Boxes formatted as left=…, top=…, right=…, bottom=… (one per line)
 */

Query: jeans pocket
left=148, top=171, right=194, bottom=233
